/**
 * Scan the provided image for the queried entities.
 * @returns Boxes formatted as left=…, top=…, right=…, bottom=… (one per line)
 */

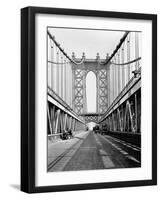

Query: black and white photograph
left=20, top=6, right=157, bottom=193
left=47, top=27, right=141, bottom=172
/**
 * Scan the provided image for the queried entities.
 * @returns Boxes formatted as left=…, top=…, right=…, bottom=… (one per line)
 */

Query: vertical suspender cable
left=118, top=50, right=120, bottom=94
left=51, top=39, right=54, bottom=91
left=121, top=43, right=125, bottom=89
left=61, top=54, right=63, bottom=98
left=135, top=32, right=139, bottom=70
left=64, top=59, right=66, bottom=102
left=127, top=33, right=131, bottom=82
left=114, top=57, right=117, bottom=98
left=56, top=48, right=59, bottom=95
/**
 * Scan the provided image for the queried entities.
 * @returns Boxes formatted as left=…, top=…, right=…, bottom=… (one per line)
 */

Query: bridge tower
left=71, top=52, right=110, bottom=122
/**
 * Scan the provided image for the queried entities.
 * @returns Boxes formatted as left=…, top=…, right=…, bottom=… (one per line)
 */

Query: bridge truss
left=71, top=52, right=110, bottom=115
left=47, top=28, right=141, bottom=139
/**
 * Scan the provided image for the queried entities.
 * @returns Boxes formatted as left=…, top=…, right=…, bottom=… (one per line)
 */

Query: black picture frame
left=21, top=6, right=157, bottom=193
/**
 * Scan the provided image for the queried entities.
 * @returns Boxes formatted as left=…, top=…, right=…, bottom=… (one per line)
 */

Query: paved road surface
left=48, top=131, right=141, bottom=172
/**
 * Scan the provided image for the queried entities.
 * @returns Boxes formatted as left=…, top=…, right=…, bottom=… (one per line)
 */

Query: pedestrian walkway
left=48, top=131, right=89, bottom=169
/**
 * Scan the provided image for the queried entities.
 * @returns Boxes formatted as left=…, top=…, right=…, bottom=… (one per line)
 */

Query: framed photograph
left=21, top=6, right=157, bottom=193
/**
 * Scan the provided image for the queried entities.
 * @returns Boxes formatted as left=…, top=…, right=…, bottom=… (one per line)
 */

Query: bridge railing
left=99, top=31, right=141, bottom=134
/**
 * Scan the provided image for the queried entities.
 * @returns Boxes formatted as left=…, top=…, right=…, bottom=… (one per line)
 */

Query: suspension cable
left=48, top=30, right=85, bottom=65
left=110, top=57, right=141, bottom=66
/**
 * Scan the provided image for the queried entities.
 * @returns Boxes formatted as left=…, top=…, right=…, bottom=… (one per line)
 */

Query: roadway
left=48, top=131, right=141, bottom=172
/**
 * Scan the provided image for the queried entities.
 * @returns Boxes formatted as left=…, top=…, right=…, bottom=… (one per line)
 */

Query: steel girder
left=71, top=60, right=109, bottom=116
left=47, top=101, right=86, bottom=139
left=100, top=89, right=141, bottom=134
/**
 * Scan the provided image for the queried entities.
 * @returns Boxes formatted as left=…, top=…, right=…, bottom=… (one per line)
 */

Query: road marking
left=126, top=155, right=140, bottom=163
left=119, top=150, right=129, bottom=155
left=99, top=134, right=140, bottom=164
left=101, top=155, right=115, bottom=168
left=99, top=149, right=115, bottom=168
left=105, top=135, right=141, bottom=151
left=130, top=147, right=140, bottom=151
left=99, top=149, right=108, bottom=156
left=80, top=147, right=96, bottom=149
left=94, top=134, right=103, bottom=146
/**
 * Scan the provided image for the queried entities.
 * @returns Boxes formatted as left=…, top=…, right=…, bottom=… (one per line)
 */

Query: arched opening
left=87, top=122, right=97, bottom=131
left=86, top=71, right=96, bottom=113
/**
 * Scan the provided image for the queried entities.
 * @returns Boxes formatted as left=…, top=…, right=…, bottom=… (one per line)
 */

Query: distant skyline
left=48, top=27, right=125, bottom=59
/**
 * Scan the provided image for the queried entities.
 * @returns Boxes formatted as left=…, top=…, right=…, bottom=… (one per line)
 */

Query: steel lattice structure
left=71, top=53, right=110, bottom=116
left=47, top=29, right=142, bottom=133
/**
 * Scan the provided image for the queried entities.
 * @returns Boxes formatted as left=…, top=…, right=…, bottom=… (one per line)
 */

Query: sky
left=87, top=122, right=97, bottom=130
left=48, top=27, right=125, bottom=59
left=48, top=27, right=125, bottom=113
left=86, top=71, right=96, bottom=112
